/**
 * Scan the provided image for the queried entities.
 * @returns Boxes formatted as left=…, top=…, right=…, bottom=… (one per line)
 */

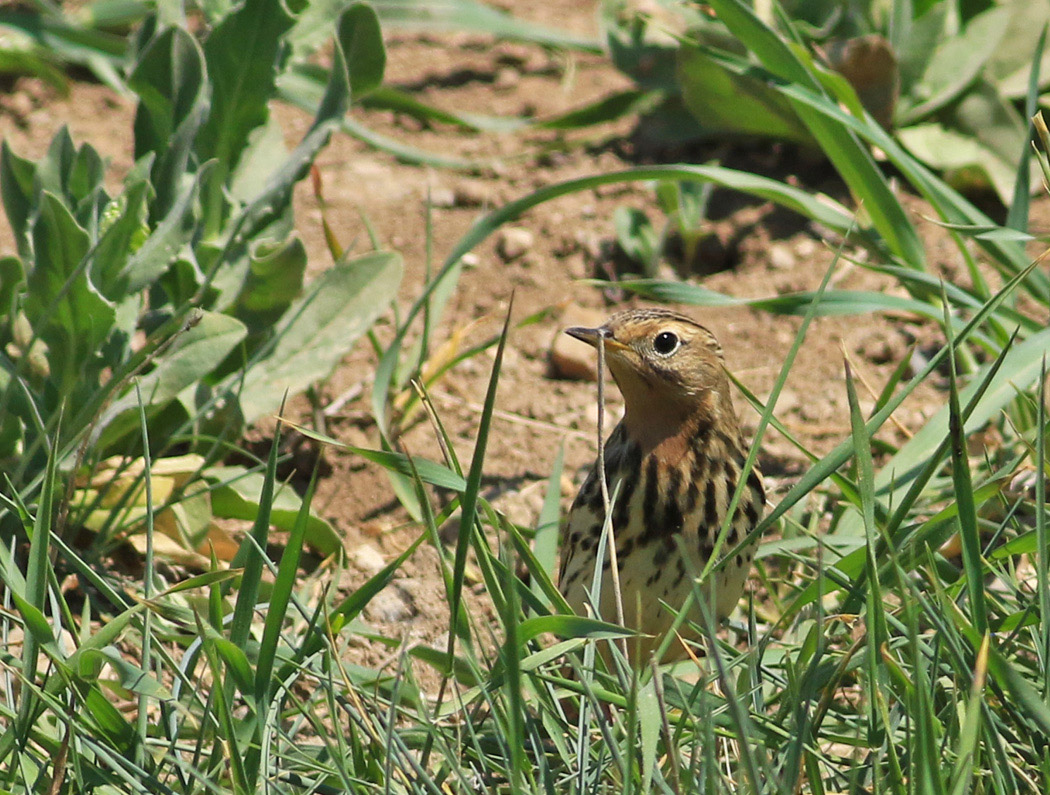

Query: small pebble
left=454, top=181, right=497, bottom=208
left=795, top=238, right=819, bottom=258
left=426, top=187, right=456, bottom=208
left=768, top=243, right=796, bottom=270
left=494, top=66, right=520, bottom=90
left=498, top=227, right=534, bottom=261
left=352, top=544, right=386, bottom=576
left=363, top=585, right=415, bottom=623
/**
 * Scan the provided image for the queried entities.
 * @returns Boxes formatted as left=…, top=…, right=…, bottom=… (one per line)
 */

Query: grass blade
left=943, top=290, right=988, bottom=636
left=445, top=298, right=513, bottom=661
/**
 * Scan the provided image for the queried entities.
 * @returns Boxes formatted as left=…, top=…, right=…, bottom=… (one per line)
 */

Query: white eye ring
left=653, top=331, right=680, bottom=356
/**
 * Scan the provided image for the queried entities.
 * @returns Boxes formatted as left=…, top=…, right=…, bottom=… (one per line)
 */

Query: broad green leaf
left=196, top=0, right=294, bottom=226
left=25, top=192, right=114, bottom=396
left=33, top=128, right=104, bottom=218
left=901, top=6, right=1011, bottom=121
left=895, top=121, right=984, bottom=186
left=128, top=26, right=205, bottom=157
left=73, top=0, right=154, bottom=28
left=947, top=79, right=1032, bottom=203
left=91, top=180, right=151, bottom=301
left=0, top=255, right=25, bottom=318
left=239, top=251, right=401, bottom=422
left=677, top=44, right=812, bottom=143
left=207, top=465, right=342, bottom=556
left=97, top=311, right=247, bottom=448
left=900, top=80, right=1032, bottom=203
left=0, top=30, right=68, bottom=91
left=715, top=54, right=1038, bottom=289
left=606, top=15, right=682, bottom=91
left=128, top=25, right=208, bottom=219
left=122, top=163, right=210, bottom=293
left=227, top=237, right=307, bottom=335
left=0, top=7, right=129, bottom=88
left=894, top=1, right=949, bottom=95
left=700, top=0, right=925, bottom=268
left=340, top=2, right=385, bottom=99
left=288, top=0, right=353, bottom=54
left=988, top=0, right=1050, bottom=98
left=0, top=141, right=37, bottom=259
left=227, top=115, right=287, bottom=203
left=229, top=35, right=352, bottom=247
left=613, top=207, right=657, bottom=268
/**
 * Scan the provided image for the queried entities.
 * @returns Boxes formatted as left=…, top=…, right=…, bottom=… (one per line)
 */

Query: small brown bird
left=558, top=308, right=765, bottom=664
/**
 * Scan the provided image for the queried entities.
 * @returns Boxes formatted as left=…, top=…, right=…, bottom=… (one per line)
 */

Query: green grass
left=3, top=256, right=1048, bottom=791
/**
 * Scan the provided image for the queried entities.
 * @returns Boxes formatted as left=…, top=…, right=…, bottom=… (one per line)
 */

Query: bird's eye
left=653, top=331, right=680, bottom=356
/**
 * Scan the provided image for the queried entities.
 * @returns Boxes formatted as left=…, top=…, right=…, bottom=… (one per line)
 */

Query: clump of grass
left=9, top=250, right=1043, bottom=791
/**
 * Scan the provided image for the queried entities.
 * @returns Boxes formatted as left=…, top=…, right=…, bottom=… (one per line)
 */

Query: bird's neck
left=622, top=392, right=726, bottom=467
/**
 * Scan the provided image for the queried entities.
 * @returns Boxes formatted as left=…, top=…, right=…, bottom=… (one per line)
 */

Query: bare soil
left=0, top=0, right=1016, bottom=689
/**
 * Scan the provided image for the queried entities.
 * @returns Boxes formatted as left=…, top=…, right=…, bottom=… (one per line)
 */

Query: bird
left=557, top=308, right=765, bottom=664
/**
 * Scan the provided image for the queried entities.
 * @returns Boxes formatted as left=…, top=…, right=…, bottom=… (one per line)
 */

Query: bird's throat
left=623, top=402, right=715, bottom=468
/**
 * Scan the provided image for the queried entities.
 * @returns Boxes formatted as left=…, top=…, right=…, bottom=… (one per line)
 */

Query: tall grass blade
left=227, top=412, right=282, bottom=646
left=1037, top=358, right=1049, bottom=704
left=133, top=385, right=155, bottom=771
left=531, top=442, right=563, bottom=607
left=445, top=298, right=513, bottom=663
left=948, top=634, right=989, bottom=795
left=1006, top=25, right=1046, bottom=233
left=15, top=412, right=59, bottom=745
left=943, top=292, right=988, bottom=636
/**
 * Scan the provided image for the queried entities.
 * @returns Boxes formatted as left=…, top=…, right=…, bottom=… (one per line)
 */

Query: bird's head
left=566, top=308, right=734, bottom=431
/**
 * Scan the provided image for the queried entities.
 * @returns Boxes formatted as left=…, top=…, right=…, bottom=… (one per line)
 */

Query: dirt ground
left=0, top=1, right=1023, bottom=685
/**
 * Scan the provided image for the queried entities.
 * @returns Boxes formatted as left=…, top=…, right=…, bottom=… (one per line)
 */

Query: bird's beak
left=565, top=325, right=628, bottom=352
